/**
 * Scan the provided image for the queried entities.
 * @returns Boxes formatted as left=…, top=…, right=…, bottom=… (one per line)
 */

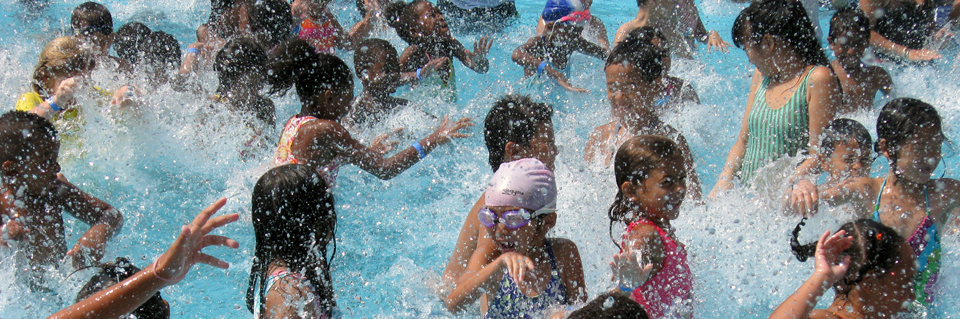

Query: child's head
left=0, top=111, right=60, bottom=196
left=732, top=0, right=828, bottom=70
left=484, top=95, right=557, bottom=172
left=876, top=98, right=946, bottom=184
left=605, top=27, right=669, bottom=110
left=541, top=0, right=588, bottom=34
left=828, top=7, right=870, bottom=58
left=482, top=158, right=558, bottom=254
left=250, top=0, right=292, bottom=49
left=268, top=38, right=354, bottom=119
left=210, top=0, right=253, bottom=38
left=246, top=164, right=337, bottom=314
left=819, top=118, right=873, bottom=180
left=566, top=291, right=649, bottom=319
left=76, top=257, right=170, bottom=319
left=354, top=38, right=402, bottom=94
left=384, top=0, right=449, bottom=44
left=32, top=37, right=95, bottom=94
left=142, top=31, right=182, bottom=85
left=214, top=38, right=267, bottom=97
left=71, top=2, right=114, bottom=56
left=608, top=135, right=686, bottom=246
left=791, top=219, right=906, bottom=296
left=114, top=22, right=151, bottom=65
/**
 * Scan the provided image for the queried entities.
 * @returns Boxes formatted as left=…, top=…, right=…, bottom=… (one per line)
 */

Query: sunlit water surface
left=1, top=0, right=959, bottom=317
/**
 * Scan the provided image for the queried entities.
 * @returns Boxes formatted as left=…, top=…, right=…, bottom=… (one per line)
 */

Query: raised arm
left=336, top=1, right=383, bottom=50
left=451, top=37, right=491, bottom=74
left=710, top=69, right=763, bottom=197
left=512, top=36, right=589, bottom=93
left=56, top=174, right=123, bottom=269
left=769, top=230, right=852, bottom=319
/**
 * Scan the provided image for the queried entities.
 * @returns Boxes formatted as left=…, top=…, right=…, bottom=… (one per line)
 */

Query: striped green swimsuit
left=739, top=68, right=815, bottom=182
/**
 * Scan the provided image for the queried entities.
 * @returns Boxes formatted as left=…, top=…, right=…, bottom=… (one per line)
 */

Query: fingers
left=200, top=213, right=240, bottom=235
left=192, top=198, right=227, bottom=231
left=201, top=235, right=240, bottom=249
left=196, top=253, right=230, bottom=269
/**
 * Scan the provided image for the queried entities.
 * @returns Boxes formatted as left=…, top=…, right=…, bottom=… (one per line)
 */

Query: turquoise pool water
left=1, top=0, right=959, bottom=317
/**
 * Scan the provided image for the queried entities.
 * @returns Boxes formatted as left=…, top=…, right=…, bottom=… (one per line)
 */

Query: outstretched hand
left=474, top=36, right=493, bottom=57
left=151, top=198, right=240, bottom=285
left=706, top=31, right=730, bottom=53
left=432, top=116, right=473, bottom=144
left=419, top=57, right=449, bottom=79
left=789, top=179, right=819, bottom=217
left=610, top=250, right=654, bottom=290
left=370, top=128, right=404, bottom=155
left=813, top=230, right=853, bottom=286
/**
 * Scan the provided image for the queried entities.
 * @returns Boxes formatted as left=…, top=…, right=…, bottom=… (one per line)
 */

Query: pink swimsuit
left=622, top=218, right=694, bottom=318
left=275, top=115, right=341, bottom=188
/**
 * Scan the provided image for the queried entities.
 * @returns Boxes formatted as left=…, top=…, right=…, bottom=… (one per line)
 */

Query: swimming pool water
left=1, top=0, right=959, bottom=318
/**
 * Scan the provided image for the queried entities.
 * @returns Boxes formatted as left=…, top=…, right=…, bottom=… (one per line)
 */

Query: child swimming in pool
left=0, top=111, right=123, bottom=281
left=446, top=158, right=586, bottom=318
left=349, top=38, right=447, bottom=126
left=607, top=135, right=694, bottom=318
left=815, top=118, right=874, bottom=188
left=442, top=95, right=557, bottom=290
left=535, top=0, right=610, bottom=51
left=614, top=0, right=730, bottom=58
left=384, top=0, right=492, bottom=102
left=267, top=38, right=472, bottom=187
left=513, top=0, right=608, bottom=93
left=246, top=165, right=340, bottom=318
left=788, top=98, right=960, bottom=308
left=291, top=0, right=381, bottom=53
left=828, top=7, right=893, bottom=114
left=585, top=28, right=702, bottom=201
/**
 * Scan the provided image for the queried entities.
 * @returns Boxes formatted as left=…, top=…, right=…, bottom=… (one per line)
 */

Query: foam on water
left=1, top=0, right=959, bottom=318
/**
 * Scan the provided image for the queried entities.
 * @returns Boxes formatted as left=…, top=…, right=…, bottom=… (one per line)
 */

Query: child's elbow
left=105, top=208, right=124, bottom=233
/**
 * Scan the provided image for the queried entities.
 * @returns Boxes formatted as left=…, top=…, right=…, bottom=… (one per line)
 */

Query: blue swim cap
left=541, top=0, right=585, bottom=23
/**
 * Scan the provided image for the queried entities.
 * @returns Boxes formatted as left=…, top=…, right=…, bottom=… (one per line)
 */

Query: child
left=560, top=291, right=649, bottom=319
left=291, top=0, right=381, bottom=53
left=828, top=7, right=893, bottom=113
left=442, top=95, right=556, bottom=288
left=49, top=198, right=238, bottom=319
left=350, top=38, right=447, bottom=125
left=245, top=164, right=340, bottom=318
left=142, top=31, right=182, bottom=88
left=788, top=98, right=960, bottom=307
left=384, top=0, right=492, bottom=102
left=614, top=0, right=730, bottom=58
left=446, top=158, right=586, bottom=317
left=607, top=135, right=694, bottom=318
left=114, top=22, right=151, bottom=66
left=209, top=38, right=274, bottom=159
left=512, top=0, right=607, bottom=93
left=267, top=38, right=472, bottom=187
left=15, top=37, right=94, bottom=121
left=535, top=0, right=610, bottom=51
left=75, top=257, right=170, bottom=319
left=70, top=2, right=116, bottom=61
left=585, top=28, right=702, bottom=201
left=773, top=219, right=915, bottom=318
left=0, top=111, right=123, bottom=278
left=816, top=118, right=874, bottom=187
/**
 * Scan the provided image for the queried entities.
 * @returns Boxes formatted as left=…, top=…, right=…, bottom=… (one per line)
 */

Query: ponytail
left=266, top=39, right=353, bottom=103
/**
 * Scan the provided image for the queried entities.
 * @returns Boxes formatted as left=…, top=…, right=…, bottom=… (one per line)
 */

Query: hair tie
left=876, top=233, right=883, bottom=241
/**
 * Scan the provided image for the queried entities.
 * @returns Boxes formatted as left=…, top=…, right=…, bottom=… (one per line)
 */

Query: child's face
left=606, top=63, right=647, bottom=110
left=628, top=156, right=687, bottom=220
left=510, top=122, right=558, bottom=172
left=483, top=206, right=553, bottom=255
left=892, top=126, right=942, bottom=184
left=829, top=32, right=868, bottom=59
left=413, top=1, right=449, bottom=39
left=821, top=139, right=870, bottom=181
left=3, top=138, right=61, bottom=196
left=363, top=54, right=402, bottom=94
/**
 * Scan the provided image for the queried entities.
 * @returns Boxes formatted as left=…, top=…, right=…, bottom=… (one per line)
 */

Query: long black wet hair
left=791, top=219, right=903, bottom=295
left=608, top=135, right=681, bottom=250
left=875, top=98, right=947, bottom=181
left=267, top=38, right=353, bottom=114
left=606, top=27, right=668, bottom=83
left=214, top=38, right=275, bottom=126
left=483, top=94, right=554, bottom=171
left=245, top=164, right=337, bottom=316
left=732, top=0, right=828, bottom=67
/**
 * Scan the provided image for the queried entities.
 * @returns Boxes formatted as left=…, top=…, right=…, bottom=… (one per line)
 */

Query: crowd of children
left=1, top=0, right=957, bottom=318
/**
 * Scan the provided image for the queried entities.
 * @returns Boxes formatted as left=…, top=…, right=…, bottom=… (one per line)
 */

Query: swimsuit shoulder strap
left=873, top=177, right=888, bottom=220
left=545, top=239, right=559, bottom=271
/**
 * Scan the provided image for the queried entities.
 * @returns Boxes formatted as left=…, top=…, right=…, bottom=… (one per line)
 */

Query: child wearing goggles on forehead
left=446, top=158, right=585, bottom=318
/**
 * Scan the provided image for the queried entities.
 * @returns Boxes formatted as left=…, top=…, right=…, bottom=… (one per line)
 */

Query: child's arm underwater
left=512, top=37, right=589, bottom=93
left=55, top=173, right=123, bottom=269
left=450, top=36, right=492, bottom=74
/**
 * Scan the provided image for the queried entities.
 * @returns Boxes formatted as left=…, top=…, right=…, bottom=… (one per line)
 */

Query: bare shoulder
left=809, top=65, right=838, bottom=85
left=547, top=237, right=580, bottom=256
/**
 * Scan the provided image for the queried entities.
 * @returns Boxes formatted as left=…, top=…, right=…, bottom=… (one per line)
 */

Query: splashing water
left=1, top=0, right=959, bottom=318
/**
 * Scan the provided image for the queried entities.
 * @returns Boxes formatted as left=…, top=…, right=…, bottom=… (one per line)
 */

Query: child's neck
left=631, top=210, right=670, bottom=230
left=836, top=55, right=865, bottom=73
left=616, top=103, right=662, bottom=131
left=886, top=171, right=928, bottom=198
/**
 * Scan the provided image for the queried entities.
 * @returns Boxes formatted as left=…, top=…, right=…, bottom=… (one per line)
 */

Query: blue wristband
left=46, top=98, right=61, bottom=112
left=618, top=284, right=637, bottom=293
left=416, top=68, right=423, bottom=80
left=186, top=47, right=200, bottom=55
left=412, top=142, right=426, bottom=160
left=537, top=61, right=548, bottom=75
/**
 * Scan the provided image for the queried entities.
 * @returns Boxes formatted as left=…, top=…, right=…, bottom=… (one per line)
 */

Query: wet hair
left=607, top=135, right=681, bottom=249
left=142, top=31, right=182, bottom=72
left=820, top=118, right=873, bottom=161
left=354, top=38, right=400, bottom=79
left=636, top=0, right=648, bottom=7
left=791, top=218, right=903, bottom=295
left=32, top=37, right=95, bottom=94
left=246, top=164, right=337, bottom=316
left=71, top=2, right=113, bottom=37
left=606, top=27, right=668, bottom=82
left=828, top=7, right=870, bottom=47
left=384, top=0, right=431, bottom=44
left=114, top=22, right=152, bottom=65
left=76, top=257, right=170, bottom=319
left=250, top=0, right=293, bottom=49
left=267, top=38, right=354, bottom=103
left=210, top=0, right=253, bottom=38
left=731, top=0, right=828, bottom=66
left=483, top=94, right=554, bottom=171
left=567, top=291, right=650, bottom=319
left=214, top=38, right=274, bottom=124
left=875, top=98, right=946, bottom=173
left=0, top=111, right=58, bottom=163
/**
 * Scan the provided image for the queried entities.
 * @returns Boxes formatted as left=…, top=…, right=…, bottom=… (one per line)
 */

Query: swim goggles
left=478, top=200, right=557, bottom=229
left=558, top=10, right=590, bottom=25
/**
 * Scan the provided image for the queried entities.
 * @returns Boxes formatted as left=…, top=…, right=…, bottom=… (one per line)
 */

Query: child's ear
left=877, top=138, right=892, bottom=158
left=504, top=141, right=523, bottom=161
left=538, top=212, right=557, bottom=233
left=621, top=181, right=643, bottom=202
